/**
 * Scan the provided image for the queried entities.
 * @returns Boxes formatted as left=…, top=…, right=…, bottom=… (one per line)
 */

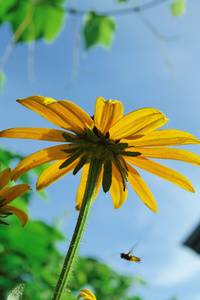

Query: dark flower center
left=60, top=127, right=141, bottom=192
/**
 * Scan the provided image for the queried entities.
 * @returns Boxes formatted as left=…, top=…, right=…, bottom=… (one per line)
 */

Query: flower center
left=60, top=126, right=141, bottom=193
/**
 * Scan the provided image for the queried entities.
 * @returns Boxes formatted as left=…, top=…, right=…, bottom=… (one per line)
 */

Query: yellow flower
left=0, top=95, right=200, bottom=213
left=77, top=289, right=96, bottom=300
left=0, top=165, right=30, bottom=226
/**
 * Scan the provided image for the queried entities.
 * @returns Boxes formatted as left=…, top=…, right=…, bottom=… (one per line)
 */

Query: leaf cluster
left=0, top=218, right=65, bottom=300
left=0, top=218, right=146, bottom=300
left=0, top=0, right=188, bottom=92
left=0, top=0, right=66, bottom=43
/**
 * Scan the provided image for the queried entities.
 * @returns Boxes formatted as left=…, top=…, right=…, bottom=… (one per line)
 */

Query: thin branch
left=138, top=12, right=179, bottom=42
left=0, top=2, right=34, bottom=68
left=27, top=41, right=35, bottom=82
left=66, top=0, right=169, bottom=16
left=20, top=0, right=168, bottom=15
left=138, top=12, right=176, bottom=78
left=0, top=0, right=175, bottom=85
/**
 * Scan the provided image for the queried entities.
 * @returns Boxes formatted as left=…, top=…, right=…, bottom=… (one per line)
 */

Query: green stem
left=52, top=158, right=102, bottom=300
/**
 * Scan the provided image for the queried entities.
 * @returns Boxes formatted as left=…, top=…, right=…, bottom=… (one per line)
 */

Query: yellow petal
left=0, top=184, right=31, bottom=205
left=0, top=168, right=11, bottom=190
left=17, top=96, right=86, bottom=131
left=126, top=156, right=195, bottom=193
left=43, top=97, right=57, bottom=105
left=0, top=127, right=67, bottom=142
left=94, top=97, right=123, bottom=135
left=36, top=159, right=78, bottom=190
left=76, top=164, right=103, bottom=210
left=77, top=294, right=86, bottom=299
left=2, top=205, right=28, bottom=227
left=133, top=147, right=200, bottom=166
left=49, top=100, right=94, bottom=134
left=126, top=129, right=200, bottom=147
left=78, top=289, right=97, bottom=300
left=11, top=144, right=72, bottom=182
left=17, top=96, right=70, bottom=129
left=109, top=107, right=168, bottom=140
left=127, top=163, right=157, bottom=212
left=110, top=164, right=128, bottom=209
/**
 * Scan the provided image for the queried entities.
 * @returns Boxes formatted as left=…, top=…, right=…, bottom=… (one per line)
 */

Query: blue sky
left=1, top=0, right=200, bottom=299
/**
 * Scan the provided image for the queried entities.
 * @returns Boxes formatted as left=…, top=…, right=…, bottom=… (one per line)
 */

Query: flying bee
left=120, top=245, right=141, bottom=262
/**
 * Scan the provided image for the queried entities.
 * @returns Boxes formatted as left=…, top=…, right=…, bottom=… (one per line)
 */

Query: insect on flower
left=120, top=245, right=141, bottom=262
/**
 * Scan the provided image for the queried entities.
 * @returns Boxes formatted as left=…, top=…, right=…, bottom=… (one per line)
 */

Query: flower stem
left=52, top=158, right=102, bottom=300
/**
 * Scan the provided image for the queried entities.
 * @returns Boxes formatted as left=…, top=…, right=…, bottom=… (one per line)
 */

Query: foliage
left=0, top=217, right=146, bottom=300
left=171, top=0, right=187, bottom=16
left=0, top=147, right=25, bottom=169
left=0, top=0, right=189, bottom=90
left=0, top=218, right=65, bottom=300
left=71, top=257, right=146, bottom=300
left=83, top=11, right=116, bottom=49
left=0, top=0, right=66, bottom=43
left=0, top=145, right=62, bottom=299
left=0, top=0, right=187, bottom=46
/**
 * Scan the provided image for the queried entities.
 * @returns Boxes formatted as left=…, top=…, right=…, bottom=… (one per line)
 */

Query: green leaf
left=83, top=11, right=116, bottom=49
left=0, top=218, right=65, bottom=300
left=0, top=0, right=18, bottom=25
left=7, top=284, right=25, bottom=300
left=4, top=0, right=66, bottom=43
left=0, top=220, right=65, bottom=262
left=32, top=3, right=66, bottom=42
left=171, top=0, right=186, bottom=16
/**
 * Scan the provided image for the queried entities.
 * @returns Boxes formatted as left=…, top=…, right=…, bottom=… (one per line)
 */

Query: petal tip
left=10, top=172, right=19, bottom=182
left=21, top=219, right=28, bottom=227
left=153, top=206, right=158, bottom=213
left=75, top=204, right=81, bottom=211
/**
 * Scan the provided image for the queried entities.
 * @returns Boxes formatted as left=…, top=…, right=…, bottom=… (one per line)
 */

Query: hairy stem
left=52, top=158, right=102, bottom=300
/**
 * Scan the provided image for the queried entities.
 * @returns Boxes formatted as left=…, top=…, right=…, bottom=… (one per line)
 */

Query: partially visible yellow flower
left=0, top=165, right=30, bottom=227
left=77, top=289, right=96, bottom=300
left=0, top=95, right=200, bottom=213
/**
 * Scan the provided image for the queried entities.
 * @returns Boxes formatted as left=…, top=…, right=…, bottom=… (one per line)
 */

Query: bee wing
left=128, top=243, right=139, bottom=254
